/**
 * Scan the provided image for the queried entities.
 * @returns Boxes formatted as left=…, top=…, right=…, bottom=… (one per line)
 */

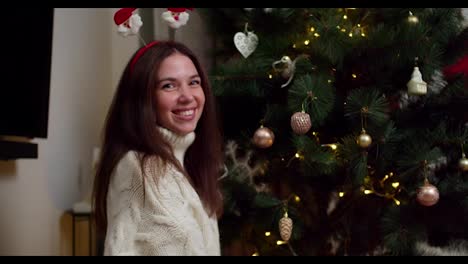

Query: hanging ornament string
left=360, top=107, right=368, bottom=131
left=357, top=107, right=372, bottom=148
left=417, top=160, right=440, bottom=206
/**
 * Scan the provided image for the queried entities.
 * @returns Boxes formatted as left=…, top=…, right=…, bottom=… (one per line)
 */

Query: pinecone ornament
left=279, top=213, right=293, bottom=241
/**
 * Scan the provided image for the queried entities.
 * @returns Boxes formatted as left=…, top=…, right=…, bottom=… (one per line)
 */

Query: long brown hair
left=92, top=41, right=223, bottom=235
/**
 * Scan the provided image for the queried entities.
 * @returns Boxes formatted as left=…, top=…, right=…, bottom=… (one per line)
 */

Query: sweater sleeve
left=104, top=152, right=144, bottom=256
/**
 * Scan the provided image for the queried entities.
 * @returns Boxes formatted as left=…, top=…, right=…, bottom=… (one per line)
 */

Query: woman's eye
left=161, top=83, right=174, bottom=89
left=190, top=79, right=201, bottom=86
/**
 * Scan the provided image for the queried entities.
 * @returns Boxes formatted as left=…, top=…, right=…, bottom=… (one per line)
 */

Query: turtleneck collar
left=157, top=126, right=196, bottom=166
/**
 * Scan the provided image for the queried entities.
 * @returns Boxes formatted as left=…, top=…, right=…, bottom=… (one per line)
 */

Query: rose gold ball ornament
left=459, top=153, right=468, bottom=172
left=357, top=130, right=372, bottom=148
left=416, top=179, right=439, bottom=206
left=253, top=126, right=275, bottom=148
left=290, top=111, right=312, bottom=135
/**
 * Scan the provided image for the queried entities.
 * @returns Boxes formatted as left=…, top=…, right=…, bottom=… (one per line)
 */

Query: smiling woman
left=92, top=41, right=224, bottom=256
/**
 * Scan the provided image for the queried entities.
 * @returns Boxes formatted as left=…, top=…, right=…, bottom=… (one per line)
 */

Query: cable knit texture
left=104, top=126, right=221, bottom=256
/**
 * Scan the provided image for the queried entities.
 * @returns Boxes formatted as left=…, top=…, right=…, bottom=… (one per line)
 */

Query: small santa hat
left=114, top=8, right=137, bottom=25
left=167, top=8, right=193, bottom=13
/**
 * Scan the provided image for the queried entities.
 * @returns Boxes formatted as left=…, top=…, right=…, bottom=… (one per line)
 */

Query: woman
left=92, top=41, right=224, bottom=255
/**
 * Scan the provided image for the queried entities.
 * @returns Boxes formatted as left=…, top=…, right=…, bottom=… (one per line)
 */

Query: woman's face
left=154, top=52, right=205, bottom=136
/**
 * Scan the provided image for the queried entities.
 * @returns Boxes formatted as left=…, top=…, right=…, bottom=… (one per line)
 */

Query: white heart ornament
left=234, top=31, right=258, bottom=58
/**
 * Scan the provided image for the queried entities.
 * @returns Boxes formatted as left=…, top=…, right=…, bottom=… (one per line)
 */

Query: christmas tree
left=201, top=8, right=468, bottom=256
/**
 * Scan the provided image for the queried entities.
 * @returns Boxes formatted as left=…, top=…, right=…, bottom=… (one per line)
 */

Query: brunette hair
left=92, top=41, right=223, bottom=235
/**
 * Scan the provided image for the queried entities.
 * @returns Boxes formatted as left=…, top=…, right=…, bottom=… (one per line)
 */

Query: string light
left=265, top=231, right=271, bottom=237
left=268, top=74, right=273, bottom=79
left=294, top=195, right=301, bottom=202
left=304, top=40, right=310, bottom=45
left=252, top=252, right=259, bottom=256
left=276, top=240, right=287, bottom=245
left=363, top=170, right=402, bottom=205
left=408, top=11, right=419, bottom=23
left=339, top=191, right=345, bottom=197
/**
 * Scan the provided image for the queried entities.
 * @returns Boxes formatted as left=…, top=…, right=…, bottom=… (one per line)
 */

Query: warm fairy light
left=357, top=24, right=361, bottom=27
left=310, top=26, right=315, bottom=32
left=330, top=144, right=338, bottom=150
left=265, top=231, right=271, bottom=236
left=364, top=189, right=373, bottom=194
left=389, top=172, right=394, bottom=176
left=352, top=74, right=357, bottom=78
left=393, top=198, right=401, bottom=206
left=361, top=32, right=366, bottom=37
left=328, top=79, right=332, bottom=83
left=304, top=40, right=310, bottom=45
left=294, top=195, right=301, bottom=202
left=348, top=32, right=353, bottom=37
left=268, top=74, right=273, bottom=79
left=382, top=174, right=389, bottom=182
left=276, top=240, right=286, bottom=245
left=295, top=153, right=300, bottom=158
left=312, top=131, right=318, bottom=136
left=408, top=11, right=419, bottom=23
left=392, top=182, right=400, bottom=188
left=341, top=28, right=346, bottom=32
left=343, top=15, right=348, bottom=19
left=281, top=157, right=285, bottom=161
left=336, top=25, right=341, bottom=29
left=313, top=33, right=320, bottom=37
left=293, top=44, right=296, bottom=48
left=252, top=252, right=259, bottom=256
left=339, top=191, right=344, bottom=197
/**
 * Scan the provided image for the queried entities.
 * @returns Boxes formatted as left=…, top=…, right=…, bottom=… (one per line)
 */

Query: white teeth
left=178, top=110, right=194, bottom=116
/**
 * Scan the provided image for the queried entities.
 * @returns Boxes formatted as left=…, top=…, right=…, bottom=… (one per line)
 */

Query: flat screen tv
left=0, top=8, right=54, bottom=139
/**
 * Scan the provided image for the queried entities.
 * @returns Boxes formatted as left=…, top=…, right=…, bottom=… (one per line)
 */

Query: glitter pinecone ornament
left=290, top=111, right=312, bottom=135
left=279, top=212, right=293, bottom=242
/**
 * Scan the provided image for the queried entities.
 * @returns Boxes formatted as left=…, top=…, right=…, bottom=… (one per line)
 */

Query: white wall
left=0, top=8, right=138, bottom=255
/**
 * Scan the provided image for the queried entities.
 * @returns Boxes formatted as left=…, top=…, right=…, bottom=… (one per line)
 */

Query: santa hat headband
left=114, top=8, right=137, bottom=25
left=130, top=41, right=159, bottom=73
left=113, top=8, right=194, bottom=74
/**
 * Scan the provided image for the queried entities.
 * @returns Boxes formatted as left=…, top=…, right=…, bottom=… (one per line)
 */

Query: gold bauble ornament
left=357, top=130, right=372, bottom=148
left=290, top=111, right=312, bottom=135
left=279, top=213, right=293, bottom=242
left=416, top=179, right=439, bottom=206
left=253, top=126, right=274, bottom=148
left=459, top=154, right=468, bottom=172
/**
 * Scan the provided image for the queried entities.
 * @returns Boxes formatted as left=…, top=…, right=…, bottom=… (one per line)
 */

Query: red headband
left=130, top=41, right=159, bottom=74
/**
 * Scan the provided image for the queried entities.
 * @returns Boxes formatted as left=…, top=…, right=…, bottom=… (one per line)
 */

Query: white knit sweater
left=104, top=127, right=221, bottom=256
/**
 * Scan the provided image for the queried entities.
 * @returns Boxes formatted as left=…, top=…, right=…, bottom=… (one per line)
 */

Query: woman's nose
left=177, top=86, right=194, bottom=103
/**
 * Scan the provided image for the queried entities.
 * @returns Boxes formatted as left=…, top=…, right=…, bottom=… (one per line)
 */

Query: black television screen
left=0, top=8, right=54, bottom=138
